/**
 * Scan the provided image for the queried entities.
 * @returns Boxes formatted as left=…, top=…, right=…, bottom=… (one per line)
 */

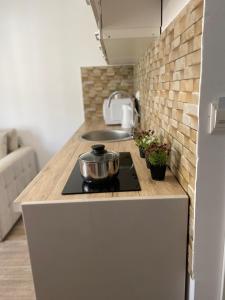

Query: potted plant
left=146, top=143, right=170, bottom=181
left=134, top=130, right=157, bottom=158
left=145, top=140, right=159, bottom=169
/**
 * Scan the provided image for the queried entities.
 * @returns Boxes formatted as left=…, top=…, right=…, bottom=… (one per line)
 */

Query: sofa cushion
left=0, top=129, right=19, bottom=153
left=0, top=132, right=7, bottom=159
left=0, top=146, right=37, bottom=240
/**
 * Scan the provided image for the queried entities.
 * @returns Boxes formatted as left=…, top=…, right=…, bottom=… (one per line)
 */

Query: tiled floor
left=0, top=219, right=36, bottom=300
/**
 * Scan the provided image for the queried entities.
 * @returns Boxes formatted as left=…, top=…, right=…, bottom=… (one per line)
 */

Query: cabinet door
left=23, top=197, right=188, bottom=300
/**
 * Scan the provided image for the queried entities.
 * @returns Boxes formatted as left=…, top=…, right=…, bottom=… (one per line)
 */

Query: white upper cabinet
left=89, top=0, right=162, bottom=65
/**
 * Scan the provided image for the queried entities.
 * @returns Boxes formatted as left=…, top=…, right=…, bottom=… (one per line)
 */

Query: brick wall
left=81, top=66, right=134, bottom=122
left=134, top=0, right=203, bottom=276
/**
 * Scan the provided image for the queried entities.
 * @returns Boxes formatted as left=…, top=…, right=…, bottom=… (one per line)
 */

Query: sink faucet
left=107, top=90, right=140, bottom=133
left=108, top=91, right=131, bottom=108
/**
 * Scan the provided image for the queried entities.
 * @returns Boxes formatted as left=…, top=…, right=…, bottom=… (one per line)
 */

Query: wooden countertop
left=14, top=121, right=187, bottom=210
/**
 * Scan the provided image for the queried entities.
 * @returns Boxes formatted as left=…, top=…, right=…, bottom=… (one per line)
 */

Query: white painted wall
left=0, top=0, right=105, bottom=167
left=162, top=0, right=190, bottom=30
left=194, top=0, right=225, bottom=299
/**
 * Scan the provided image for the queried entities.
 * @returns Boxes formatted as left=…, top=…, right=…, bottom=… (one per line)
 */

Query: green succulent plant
left=134, top=130, right=158, bottom=150
left=146, top=143, right=170, bottom=167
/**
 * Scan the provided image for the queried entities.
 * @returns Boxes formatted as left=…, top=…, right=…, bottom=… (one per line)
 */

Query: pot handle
left=91, top=144, right=106, bottom=155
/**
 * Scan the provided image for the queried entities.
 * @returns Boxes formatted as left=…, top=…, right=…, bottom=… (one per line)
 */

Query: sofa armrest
left=0, top=146, right=38, bottom=240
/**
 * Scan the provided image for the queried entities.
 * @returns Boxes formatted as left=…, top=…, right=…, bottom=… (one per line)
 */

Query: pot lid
left=79, top=144, right=119, bottom=163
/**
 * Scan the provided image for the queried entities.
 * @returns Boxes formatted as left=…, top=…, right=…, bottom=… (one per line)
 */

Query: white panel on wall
left=162, top=0, right=191, bottom=30
left=0, top=0, right=105, bottom=167
left=194, top=0, right=225, bottom=299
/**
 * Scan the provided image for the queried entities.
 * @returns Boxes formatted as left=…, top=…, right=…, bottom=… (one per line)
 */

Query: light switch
left=210, top=97, right=225, bottom=133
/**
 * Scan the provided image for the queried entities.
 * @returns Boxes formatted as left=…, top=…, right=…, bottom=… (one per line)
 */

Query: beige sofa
left=0, top=130, right=38, bottom=241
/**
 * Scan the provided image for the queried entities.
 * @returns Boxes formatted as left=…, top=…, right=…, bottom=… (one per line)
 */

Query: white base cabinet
left=23, top=197, right=188, bottom=300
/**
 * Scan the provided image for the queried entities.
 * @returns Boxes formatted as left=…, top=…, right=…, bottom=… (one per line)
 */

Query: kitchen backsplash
left=81, top=66, right=134, bottom=122
left=134, top=0, right=203, bottom=276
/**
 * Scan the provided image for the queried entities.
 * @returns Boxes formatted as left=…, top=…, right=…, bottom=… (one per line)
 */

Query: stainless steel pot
left=78, top=144, right=120, bottom=183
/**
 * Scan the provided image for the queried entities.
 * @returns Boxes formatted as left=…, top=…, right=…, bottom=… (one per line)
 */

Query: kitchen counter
left=17, top=121, right=188, bottom=300
left=14, top=121, right=187, bottom=211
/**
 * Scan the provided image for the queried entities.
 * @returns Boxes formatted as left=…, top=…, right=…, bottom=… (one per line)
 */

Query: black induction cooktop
left=62, top=152, right=141, bottom=195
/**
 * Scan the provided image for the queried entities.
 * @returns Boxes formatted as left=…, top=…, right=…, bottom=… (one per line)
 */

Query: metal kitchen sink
left=81, top=130, right=133, bottom=142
